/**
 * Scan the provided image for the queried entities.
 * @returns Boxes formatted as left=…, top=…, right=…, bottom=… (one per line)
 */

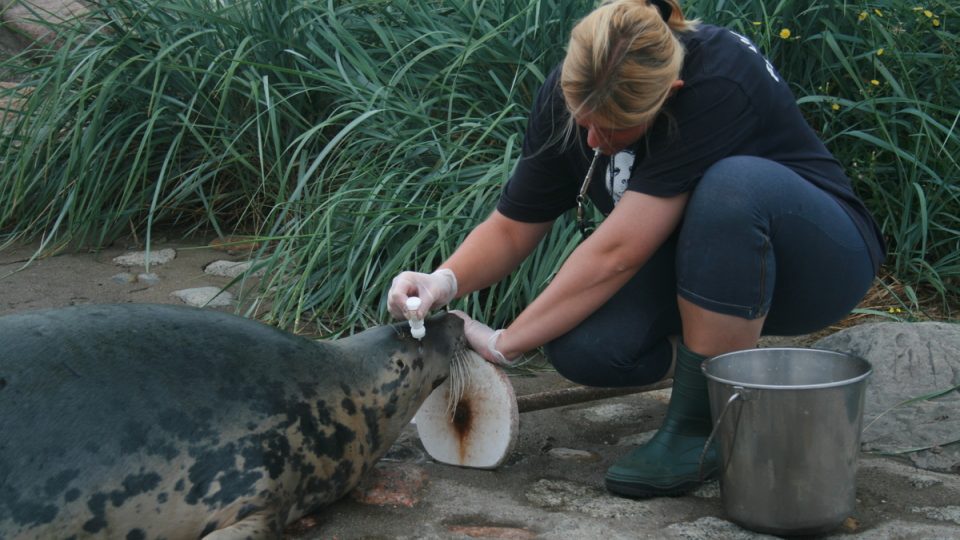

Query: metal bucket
left=701, top=348, right=872, bottom=536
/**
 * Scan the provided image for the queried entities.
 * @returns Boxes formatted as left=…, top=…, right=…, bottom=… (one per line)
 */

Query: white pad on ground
left=414, top=350, right=518, bottom=469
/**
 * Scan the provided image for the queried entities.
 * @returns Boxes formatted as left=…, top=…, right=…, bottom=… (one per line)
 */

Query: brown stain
left=447, top=525, right=538, bottom=539
left=452, top=397, right=473, bottom=464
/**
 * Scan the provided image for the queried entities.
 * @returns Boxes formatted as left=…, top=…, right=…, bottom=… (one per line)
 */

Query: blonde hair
left=561, top=0, right=699, bottom=130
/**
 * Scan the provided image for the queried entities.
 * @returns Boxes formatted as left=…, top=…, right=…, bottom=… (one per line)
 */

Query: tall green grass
left=0, top=0, right=956, bottom=334
left=0, top=0, right=592, bottom=332
left=693, top=0, right=959, bottom=309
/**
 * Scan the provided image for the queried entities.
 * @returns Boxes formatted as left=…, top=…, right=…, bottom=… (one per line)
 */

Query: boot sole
left=605, top=466, right=719, bottom=499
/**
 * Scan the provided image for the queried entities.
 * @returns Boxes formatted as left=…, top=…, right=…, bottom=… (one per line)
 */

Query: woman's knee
left=544, top=330, right=675, bottom=388
left=543, top=333, right=605, bottom=386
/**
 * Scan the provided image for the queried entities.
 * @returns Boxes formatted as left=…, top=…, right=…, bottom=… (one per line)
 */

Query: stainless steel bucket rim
left=702, top=347, right=872, bottom=391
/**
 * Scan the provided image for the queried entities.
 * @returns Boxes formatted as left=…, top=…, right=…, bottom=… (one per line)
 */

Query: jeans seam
left=677, top=286, right=755, bottom=312
left=757, top=233, right=769, bottom=317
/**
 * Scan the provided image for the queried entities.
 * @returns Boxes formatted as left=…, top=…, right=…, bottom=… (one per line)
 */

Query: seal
left=0, top=303, right=464, bottom=539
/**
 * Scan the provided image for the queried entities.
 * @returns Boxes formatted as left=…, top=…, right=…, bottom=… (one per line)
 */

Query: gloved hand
left=449, top=310, right=514, bottom=366
left=387, top=268, right=458, bottom=320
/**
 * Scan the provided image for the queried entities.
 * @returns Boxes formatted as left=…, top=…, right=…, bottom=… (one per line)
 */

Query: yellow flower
left=874, top=8, right=884, bottom=16
left=870, top=79, right=880, bottom=86
left=831, top=103, right=841, bottom=111
left=887, top=307, right=903, bottom=314
left=858, top=11, right=868, bottom=22
left=933, top=18, right=941, bottom=27
left=912, top=6, right=924, bottom=11
left=752, top=21, right=762, bottom=26
left=876, top=48, right=884, bottom=56
left=924, top=9, right=933, bottom=17
left=779, top=28, right=791, bottom=39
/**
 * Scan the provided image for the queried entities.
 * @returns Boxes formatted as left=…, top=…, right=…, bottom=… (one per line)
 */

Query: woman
left=387, top=0, right=884, bottom=498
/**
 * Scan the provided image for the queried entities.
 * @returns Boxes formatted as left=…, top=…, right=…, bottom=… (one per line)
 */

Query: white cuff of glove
left=487, top=329, right=511, bottom=366
left=431, top=268, right=458, bottom=305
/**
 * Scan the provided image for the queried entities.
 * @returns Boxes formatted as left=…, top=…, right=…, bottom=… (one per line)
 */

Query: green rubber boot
left=605, top=342, right=718, bottom=497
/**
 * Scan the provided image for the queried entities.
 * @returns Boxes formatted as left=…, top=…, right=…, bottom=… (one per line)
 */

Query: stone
left=814, top=322, right=960, bottom=473
left=910, top=475, right=945, bottom=489
left=110, top=272, right=135, bottom=284
left=910, top=505, right=960, bottom=525
left=547, top=448, right=599, bottom=461
left=203, top=260, right=264, bottom=278
left=617, top=430, right=656, bottom=447
left=690, top=480, right=720, bottom=499
left=823, top=519, right=960, bottom=539
left=170, top=287, right=234, bottom=307
left=0, top=0, right=89, bottom=46
left=136, top=273, right=160, bottom=286
left=664, top=516, right=779, bottom=539
left=112, top=248, right=177, bottom=267
left=524, top=479, right=651, bottom=520
left=571, top=402, right=646, bottom=425
left=0, top=82, right=32, bottom=130
left=350, top=463, right=427, bottom=508
left=445, top=526, right=537, bottom=540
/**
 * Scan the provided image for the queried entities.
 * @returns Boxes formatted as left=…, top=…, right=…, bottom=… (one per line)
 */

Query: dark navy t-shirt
left=497, top=24, right=885, bottom=270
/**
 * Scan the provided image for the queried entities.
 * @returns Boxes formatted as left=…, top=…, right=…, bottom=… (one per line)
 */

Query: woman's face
left=575, top=113, right=648, bottom=155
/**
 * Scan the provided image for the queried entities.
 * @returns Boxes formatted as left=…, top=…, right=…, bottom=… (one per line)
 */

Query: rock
left=112, top=248, right=177, bottom=267
left=664, top=516, right=779, bottom=539
left=690, top=480, right=720, bottom=499
left=203, top=260, right=264, bottom=278
left=824, top=519, right=960, bottom=539
left=571, top=403, right=646, bottom=425
left=910, top=475, right=944, bottom=489
left=0, top=82, right=32, bottom=129
left=170, top=287, right=234, bottom=307
left=350, top=463, right=428, bottom=508
left=814, top=322, right=960, bottom=473
left=524, top=479, right=651, bottom=519
left=136, top=273, right=160, bottom=286
left=445, top=525, right=537, bottom=540
left=547, top=448, right=599, bottom=461
left=110, top=272, right=135, bottom=284
left=617, top=430, right=655, bottom=447
left=1, top=0, right=90, bottom=46
left=910, top=505, right=960, bottom=525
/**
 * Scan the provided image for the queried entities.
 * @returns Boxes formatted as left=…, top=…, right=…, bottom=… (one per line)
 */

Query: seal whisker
left=445, top=348, right=473, bottom=420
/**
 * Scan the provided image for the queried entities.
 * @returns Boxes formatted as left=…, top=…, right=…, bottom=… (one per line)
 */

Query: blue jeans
left=546, top=156, right=876, bottom=387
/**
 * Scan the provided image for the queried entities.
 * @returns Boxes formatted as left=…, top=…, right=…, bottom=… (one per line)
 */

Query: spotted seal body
left=0, top=303, right=463, bottom=539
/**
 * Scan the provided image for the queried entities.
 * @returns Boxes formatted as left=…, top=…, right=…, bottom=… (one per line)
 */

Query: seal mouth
left=430, top=374, right=448, bottom=391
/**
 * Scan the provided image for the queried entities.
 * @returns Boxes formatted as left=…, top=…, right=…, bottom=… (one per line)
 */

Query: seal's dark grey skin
left=0, top=303, right=464, bottom=539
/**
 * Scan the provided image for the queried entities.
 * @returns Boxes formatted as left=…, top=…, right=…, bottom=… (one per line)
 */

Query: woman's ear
left=668, top=79, right=685, bottom=97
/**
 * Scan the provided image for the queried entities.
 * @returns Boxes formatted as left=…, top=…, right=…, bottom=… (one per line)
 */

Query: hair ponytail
left=649, top=0, right=698, bottom=33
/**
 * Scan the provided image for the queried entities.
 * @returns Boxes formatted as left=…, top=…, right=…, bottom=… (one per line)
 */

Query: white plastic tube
left=406, top=297, right=425, bottom=340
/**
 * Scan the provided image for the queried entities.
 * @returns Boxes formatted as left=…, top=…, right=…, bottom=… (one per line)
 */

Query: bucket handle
left=699, top=385, right=755, bottom=481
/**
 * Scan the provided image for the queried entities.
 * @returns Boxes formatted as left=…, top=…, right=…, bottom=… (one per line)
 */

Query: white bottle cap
left=410, top=323, right=425, bottom=340
left=406, top=297, right=425, bottom=340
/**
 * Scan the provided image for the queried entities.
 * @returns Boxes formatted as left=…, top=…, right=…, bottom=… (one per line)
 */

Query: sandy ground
left=0, top=238, right=256, bottom=317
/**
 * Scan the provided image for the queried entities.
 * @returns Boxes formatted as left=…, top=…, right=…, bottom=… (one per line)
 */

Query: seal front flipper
left=202, top=509, right=280, bottom=540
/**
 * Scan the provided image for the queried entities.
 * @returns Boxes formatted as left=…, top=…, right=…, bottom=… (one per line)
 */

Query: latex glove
left=449, top=310, right=514, bottom=366
left=387, top=268, right=458, bottom=320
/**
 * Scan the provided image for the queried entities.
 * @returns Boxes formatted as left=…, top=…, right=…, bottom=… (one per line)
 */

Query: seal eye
left=395, top=359, right=405, bottom=369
